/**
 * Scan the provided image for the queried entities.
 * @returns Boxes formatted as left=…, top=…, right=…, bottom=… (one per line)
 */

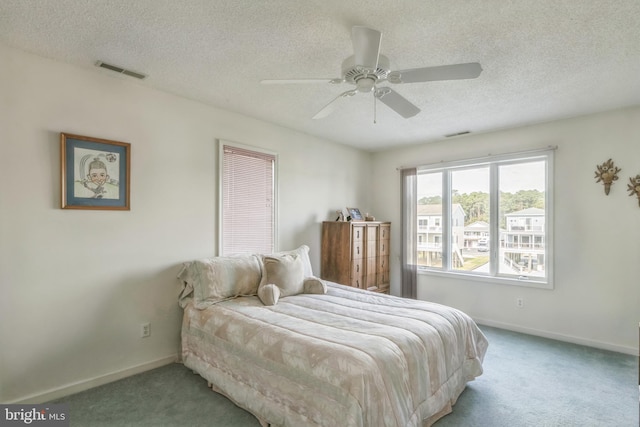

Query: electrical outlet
left=141, top=322, right=150, bottom=338
left=516, top=298, right=524, bottom=308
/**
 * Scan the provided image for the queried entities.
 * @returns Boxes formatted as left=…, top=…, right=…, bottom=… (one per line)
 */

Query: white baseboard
left=7, top=354, right=178, bottom=404
left=474, top=317, right=637, bottom=356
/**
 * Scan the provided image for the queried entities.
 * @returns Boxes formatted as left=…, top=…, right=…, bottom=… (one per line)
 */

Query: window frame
left=415, top=149, right=554, bottom=289
left=218, top=140, right=278, bottom=256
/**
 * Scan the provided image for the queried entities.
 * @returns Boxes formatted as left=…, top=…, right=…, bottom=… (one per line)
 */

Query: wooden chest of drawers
left=321, top=221, right=390, bottom=294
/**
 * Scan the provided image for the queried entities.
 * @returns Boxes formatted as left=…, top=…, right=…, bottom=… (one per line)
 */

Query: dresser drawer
left=351, top=258, right=364, bottom=281
left=377, top=256, right=388, bottom=275
left=352, top=240, right=364, bottom=259
left=378, top=239, right=389, bottom=256
left=378, top=267, right=390, bottom=285
left=351, top=260, right=365, bottom=289
left=352, top=225, right=365, bottom=243
left=379, top=224, right=390, bottom=240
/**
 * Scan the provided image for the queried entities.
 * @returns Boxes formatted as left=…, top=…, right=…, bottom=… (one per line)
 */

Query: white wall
left=2, top=40, right=636, bottom=404
left=371, top=107, right=640, bottom=354
left=0, top=43, right=372, bottom=403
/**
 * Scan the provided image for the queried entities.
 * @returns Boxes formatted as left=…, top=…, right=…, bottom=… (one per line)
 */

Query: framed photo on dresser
left=346, top=207, right=363, bottom=221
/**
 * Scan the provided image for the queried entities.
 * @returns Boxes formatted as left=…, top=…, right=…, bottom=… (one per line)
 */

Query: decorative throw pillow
left=258, top=255, right=304, bottom=305
left=280, top=245, right=314, bottom=278
left=260, top=253, right=305, bottom=297
left=258, top=283, right=281, bottom=306
left=257, top=254, right=329, bottom=305
left=259, top=245, right=313, bottom=279
left=303, top=277, right=328, bottom=295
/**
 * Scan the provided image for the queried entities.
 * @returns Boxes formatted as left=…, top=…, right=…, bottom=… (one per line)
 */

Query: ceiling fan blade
left=389, top=62, right=482, bottom=84
left=261, top=78, right=342, bottom=84
left=351, top=26, right=382, bottom=72
left=312, top=90, right=357, bottom=119
left=374, top=87, right=420, bottom=118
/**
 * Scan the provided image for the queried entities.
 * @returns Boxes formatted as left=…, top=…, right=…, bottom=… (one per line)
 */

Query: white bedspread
left=181, top=282, right=488, bottom=427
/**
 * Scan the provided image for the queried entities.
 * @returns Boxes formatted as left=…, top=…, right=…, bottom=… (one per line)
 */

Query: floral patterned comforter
left=181, top=282, right=488, bottom=427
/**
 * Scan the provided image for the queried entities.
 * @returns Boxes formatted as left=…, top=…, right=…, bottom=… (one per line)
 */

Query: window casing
left=414, top=149, right=554, bottom=288
left=219, top=141, right=277, bottom=256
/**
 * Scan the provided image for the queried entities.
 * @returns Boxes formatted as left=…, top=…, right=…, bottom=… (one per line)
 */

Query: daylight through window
left=415, top=150, right=553, bottom=287
left=220, top=142, right=277, bottom=256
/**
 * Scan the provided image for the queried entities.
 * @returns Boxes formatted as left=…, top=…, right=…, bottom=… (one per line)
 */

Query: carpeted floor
left=50, top=326, right=638, bottom=426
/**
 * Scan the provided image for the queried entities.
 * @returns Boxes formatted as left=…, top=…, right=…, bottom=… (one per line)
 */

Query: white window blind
left=221, top=143, right=276, bottom=255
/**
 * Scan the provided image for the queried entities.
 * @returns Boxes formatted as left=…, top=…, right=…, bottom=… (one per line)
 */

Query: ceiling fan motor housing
left=342, top=54, right=390, bottom=92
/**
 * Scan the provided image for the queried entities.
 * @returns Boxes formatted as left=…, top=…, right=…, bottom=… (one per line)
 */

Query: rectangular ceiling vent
left=445, top=131, right=470, bottom=138
left=95, top=61, right=147, bottom=80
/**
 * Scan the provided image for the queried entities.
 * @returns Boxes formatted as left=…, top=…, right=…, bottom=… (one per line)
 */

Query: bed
left=178, top=246, right=488, bottom=427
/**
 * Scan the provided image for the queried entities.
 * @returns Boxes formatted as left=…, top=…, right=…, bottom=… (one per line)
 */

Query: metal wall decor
left=627, top=175, right=640, bottom=207
left=594, top=159, right=621, bottom=195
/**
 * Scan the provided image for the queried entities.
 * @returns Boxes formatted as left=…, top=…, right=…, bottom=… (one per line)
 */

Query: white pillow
left=177, top=255, right=262, bottom=308
left=261, top=254, right=305, bottom=298
left=258, top=245, right=313, bottom=290
left=273, top=245, right=313, bottom=278
left=256, top=257, right=329, bottom=306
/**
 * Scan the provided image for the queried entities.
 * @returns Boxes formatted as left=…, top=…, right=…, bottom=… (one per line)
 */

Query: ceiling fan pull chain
left=373, top=89, right=377, bottom=124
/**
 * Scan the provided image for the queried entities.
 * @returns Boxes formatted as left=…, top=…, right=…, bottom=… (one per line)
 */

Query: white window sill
left=418, top=268, right=553, bottom=289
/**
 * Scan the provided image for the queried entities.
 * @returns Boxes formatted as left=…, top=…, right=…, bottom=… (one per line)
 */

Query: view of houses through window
left=417, top=156, right=549, bottom=283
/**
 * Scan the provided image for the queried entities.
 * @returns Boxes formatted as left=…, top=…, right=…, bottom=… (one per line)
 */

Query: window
left=219, top=141, right=277, bottom=255
left=413, top=149, right=553, bottom=288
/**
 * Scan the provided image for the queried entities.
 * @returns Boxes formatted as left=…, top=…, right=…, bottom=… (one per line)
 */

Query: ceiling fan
left=261, top=26, right=482, bottom=120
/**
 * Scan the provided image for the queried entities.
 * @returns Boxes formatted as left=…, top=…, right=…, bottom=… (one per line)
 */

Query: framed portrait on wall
left=60, top=133, right=131, bottom=210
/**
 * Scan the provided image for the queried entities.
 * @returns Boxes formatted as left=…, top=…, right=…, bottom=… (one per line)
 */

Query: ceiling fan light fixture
left=356, top=77, right=376, bottom=93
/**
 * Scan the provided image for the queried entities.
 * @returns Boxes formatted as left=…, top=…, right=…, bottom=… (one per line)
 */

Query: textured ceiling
left=1, top=0, right=639, bottom=151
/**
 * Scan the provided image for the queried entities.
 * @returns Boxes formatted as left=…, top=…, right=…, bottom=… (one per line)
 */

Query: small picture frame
left=346, top=207, right=363, bottom=221
left=60, top=133, right=131, bottom=210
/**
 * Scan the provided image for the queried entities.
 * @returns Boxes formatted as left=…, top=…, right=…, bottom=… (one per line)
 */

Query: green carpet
left=50, top=326, right=638, bottom=426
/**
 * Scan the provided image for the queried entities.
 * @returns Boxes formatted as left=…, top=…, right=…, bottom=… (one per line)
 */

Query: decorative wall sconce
left=594, top=159, right=621, bottom=195
left=627, top=175, right=640, bottom=207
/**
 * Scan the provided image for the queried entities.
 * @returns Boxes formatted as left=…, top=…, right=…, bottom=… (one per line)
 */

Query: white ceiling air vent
left=445, top=131, right=470, bottom=138
left=95, top=61, right=147, bottom=80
